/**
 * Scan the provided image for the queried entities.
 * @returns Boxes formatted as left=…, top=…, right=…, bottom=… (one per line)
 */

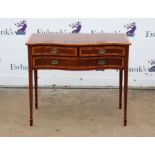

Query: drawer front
left=79, top=46, right=125, bottom=56
left=33, top=57, right=79, bottom=69
left=32, top=46, right=77, bottom=56
left=33, top=57, right=124, bottom=70
left=79, top=57, right=124, bottom=69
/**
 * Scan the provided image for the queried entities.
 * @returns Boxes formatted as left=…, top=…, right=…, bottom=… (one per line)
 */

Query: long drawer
left=33, top=56, right=125, bottom=70
left=32, top=46, right=77, bottom=56
left=79, top=46, right=125, bottom=56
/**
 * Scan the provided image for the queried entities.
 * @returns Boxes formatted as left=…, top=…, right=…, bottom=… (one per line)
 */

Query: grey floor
left=0, top=88, right=155, bottom=137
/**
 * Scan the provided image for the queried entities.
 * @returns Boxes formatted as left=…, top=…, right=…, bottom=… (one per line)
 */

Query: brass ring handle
left=51, top=48, right=58, bottom=54
left=98, top=59, right=106, bottom=65
left=98, top=48, right=106, bottom=55
left=51, top=60, right=59, bottom=65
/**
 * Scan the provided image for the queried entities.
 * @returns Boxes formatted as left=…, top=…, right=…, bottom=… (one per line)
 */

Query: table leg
left=29, top=69, right=33, bottom=126
left=119, top=70, right=123, bottom=109
left=34, top=70, right=38, bottom=109
left=124, top=69, right=128, bottom=126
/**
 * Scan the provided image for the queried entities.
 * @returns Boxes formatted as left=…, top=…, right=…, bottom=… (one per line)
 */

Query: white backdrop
left=0, top=18, right=155, bottom=87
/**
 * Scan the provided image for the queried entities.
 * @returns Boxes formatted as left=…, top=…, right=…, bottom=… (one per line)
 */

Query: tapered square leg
left=29, top=69, right=33, bottom=126
left=124, top=69, right=128, bottom=126
left=119, top=70, right=123, bottom=109
left=34, top=70, right=38, bottom=109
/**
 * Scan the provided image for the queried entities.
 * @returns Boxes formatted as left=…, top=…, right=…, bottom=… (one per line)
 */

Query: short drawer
left=33, top=56, right=124, bottom=70
left=32, top=46, right=77, bottom=56
left=79, top=46, right=125, bottom=56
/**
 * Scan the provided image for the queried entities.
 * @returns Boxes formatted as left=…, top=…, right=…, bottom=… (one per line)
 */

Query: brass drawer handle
left=98, top=59, right=106, bottom=65
left=51, top=48, right=58, bottom=54
left=51, top=60, right=59, bottom=65
left=98, top=48, right=106, bottom=55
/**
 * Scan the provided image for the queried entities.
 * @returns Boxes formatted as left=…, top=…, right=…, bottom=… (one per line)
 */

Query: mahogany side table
left=26, top=33, right=131, bottom=126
